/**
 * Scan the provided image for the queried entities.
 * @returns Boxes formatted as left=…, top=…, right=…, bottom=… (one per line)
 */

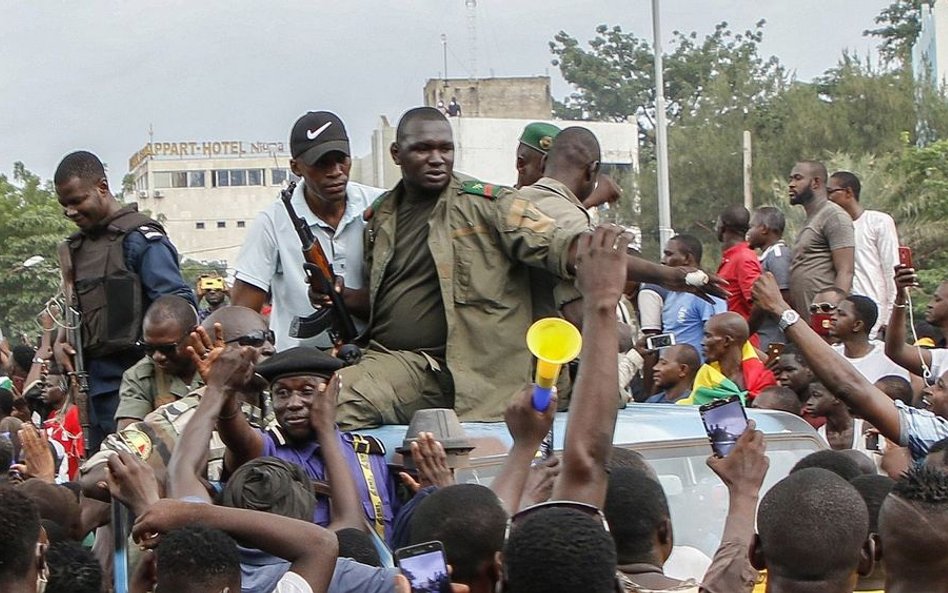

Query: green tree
left=864, top=0, right=934, bottom=68
left=0, top=163, right=75, bottom=342
left=550, top=21, right=788, bottom=141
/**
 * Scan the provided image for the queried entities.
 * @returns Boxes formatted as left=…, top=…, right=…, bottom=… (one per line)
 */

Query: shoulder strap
left=459, top=179, right=511, bottom=200
left=350, top=433, right=386, bottom=538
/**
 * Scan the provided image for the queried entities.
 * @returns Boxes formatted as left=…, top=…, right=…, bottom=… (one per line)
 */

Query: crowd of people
left=1, top=105, right=947, bottom=593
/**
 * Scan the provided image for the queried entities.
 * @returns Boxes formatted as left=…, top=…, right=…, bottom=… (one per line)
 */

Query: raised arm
left=753, top=273, right=901, bottom=442
left=167, top=345, right=256, bottom=500
left=552, top=225, right=628, bottom=507
left=134, top=499, right=338, bottom=593
left=490, top=385, right=556, bottom=514
left=884, top=265, right=934, bottom=376
left=311, top=374, right=365, bottom=532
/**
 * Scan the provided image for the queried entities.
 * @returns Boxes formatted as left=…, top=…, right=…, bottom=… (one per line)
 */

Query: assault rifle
left=281, top=182, right=362, bottom=365
left=56, top=242, right=90, bottom=458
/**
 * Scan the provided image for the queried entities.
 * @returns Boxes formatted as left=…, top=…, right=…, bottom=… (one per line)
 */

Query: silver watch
left=778, top=309, right=801, bottom=331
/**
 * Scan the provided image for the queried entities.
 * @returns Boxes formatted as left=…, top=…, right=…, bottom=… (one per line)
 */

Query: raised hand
left=105, top=451, right=161, bottom=516
left=18, top=424, right=56, bottom=482
left=505, top=384, right=556, bottom=449
left=187, top=323, right=226, bottom=383
left=398, top=432, right=455, bottom=494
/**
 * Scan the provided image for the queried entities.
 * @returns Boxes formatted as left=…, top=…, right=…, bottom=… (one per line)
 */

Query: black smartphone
left=394, top=541, right=451, bottom=593
left=699, top=396, right=748, bottom=457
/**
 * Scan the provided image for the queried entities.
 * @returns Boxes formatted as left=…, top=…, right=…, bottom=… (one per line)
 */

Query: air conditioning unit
left=138, top=190, right=147, bottom=199
left=153, top=190, right=163, bottom=198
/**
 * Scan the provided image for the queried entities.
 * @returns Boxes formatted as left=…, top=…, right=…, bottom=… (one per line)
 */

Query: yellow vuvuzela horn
left=526, top=317, right=583, bottom=411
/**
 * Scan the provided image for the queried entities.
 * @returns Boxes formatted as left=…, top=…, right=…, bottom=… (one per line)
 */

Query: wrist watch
left=778, top=309, right=801, bottom=331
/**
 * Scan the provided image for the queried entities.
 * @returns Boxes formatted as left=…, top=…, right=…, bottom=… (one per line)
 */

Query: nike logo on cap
left=306, top=121, right=332, bottom=141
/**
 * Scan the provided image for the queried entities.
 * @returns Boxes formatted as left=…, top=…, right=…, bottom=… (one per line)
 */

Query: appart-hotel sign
left=129, top=140, right=289, bottom=169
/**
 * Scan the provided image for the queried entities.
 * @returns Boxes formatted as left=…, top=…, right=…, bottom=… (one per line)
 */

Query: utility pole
left=651, top=0, right=673, bottom=248
left=441, top=33, right=448, bottom=83
left=743, top=130, right=753, bottom=209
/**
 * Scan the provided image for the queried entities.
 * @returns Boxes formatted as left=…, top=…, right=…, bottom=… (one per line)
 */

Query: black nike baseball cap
left=290, top=111, right=350, bottom=166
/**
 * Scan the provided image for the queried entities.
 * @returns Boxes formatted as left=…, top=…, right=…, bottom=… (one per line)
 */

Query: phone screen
left=700, top=398, right=748, bottom=457
left=396, top=543, right=451, bottom=593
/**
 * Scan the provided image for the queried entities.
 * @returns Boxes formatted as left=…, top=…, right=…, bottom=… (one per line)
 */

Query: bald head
left=797, top=160, right=828, bottom=185
left=753, top=386, right=802, bottom=414
left=709, top=312, right=749, bottom=344
left=718, top=205, right=750, bottom=236
left=664, top=344, right=700, bottom=372
left=203, top=306, right=267, bottom=341
left=543, top=127, right=601, bottom=200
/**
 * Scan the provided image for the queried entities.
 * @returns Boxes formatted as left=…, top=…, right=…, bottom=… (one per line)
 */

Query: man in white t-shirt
left=830, top=294, right=908, bottom=383
left=828, top=171, right=899, bottom=338
left=232, top=111, right=384, bottom=351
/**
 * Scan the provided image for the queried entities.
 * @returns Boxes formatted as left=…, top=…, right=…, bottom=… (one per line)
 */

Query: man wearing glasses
left=116, top=295, right=202, bottom=430
left=786, top=160, right=855, bottom=324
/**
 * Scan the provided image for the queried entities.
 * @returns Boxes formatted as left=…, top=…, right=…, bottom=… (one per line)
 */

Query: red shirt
left=718, top=242, right=762, bottom=321
left=44, top=405, right=84, bottom=480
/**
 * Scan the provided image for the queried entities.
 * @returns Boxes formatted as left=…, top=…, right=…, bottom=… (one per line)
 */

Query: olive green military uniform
left=335, top=173, right=581, bottom=429
left=517, top=177, right=592, bottom=316
left=80, top=387, right=272, bottom=484
left=115, top=356, right=203, bottom=423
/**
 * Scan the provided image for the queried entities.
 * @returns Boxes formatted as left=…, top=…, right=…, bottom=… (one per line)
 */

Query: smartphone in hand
left=699, top=396, right=748, bottom=457
left=395, top=541, right=452, bottom=593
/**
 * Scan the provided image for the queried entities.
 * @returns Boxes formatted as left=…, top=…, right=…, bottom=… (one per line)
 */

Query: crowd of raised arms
left=2, top=107, right=948, bottom=593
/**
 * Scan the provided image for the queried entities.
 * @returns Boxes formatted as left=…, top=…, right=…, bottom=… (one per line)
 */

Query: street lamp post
left=652, top=0, right=673, bottom=248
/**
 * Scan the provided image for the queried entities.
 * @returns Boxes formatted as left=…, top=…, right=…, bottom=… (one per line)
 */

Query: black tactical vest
left=67, top=205, right=165, bottom=358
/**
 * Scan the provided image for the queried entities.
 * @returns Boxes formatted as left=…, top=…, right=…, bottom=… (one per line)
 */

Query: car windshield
left=455, top=435, right=817, bottom=578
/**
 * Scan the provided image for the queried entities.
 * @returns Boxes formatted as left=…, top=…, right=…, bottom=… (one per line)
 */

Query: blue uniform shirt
left=259, top=427, right=399, bottom=541
left=661, top=292, right=727, bottom=364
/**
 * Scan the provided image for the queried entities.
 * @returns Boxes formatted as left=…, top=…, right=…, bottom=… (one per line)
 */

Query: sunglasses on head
left=224, top=329, right=275, bottom=347
left=809, top=302, right=837, bottom=313
left=504, top=500, right=610, bottom=544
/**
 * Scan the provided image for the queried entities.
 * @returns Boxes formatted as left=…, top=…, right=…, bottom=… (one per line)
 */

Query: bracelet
left=893, top=303, right=907, bottom=309
left=218, top=405, right=241, bottom=420
left=32, top=358, right=45, bottom=365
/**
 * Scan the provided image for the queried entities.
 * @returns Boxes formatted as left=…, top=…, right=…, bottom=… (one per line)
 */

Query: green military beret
left=255, top=346, right=343, bottom=383
left=519, top=122, right=561, bottom=154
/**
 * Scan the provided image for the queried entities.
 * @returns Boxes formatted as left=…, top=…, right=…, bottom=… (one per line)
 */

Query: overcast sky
left=1, top=0, right=890, bottom=184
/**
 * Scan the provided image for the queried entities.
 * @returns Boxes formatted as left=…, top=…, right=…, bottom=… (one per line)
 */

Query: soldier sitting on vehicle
left=116, top=295, right=203, bottom=430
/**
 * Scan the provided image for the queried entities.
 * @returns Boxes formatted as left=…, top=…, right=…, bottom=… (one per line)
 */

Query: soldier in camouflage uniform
left=78, top=306, right=274, bottom=498
left=327, top=108, right=723, bottom=430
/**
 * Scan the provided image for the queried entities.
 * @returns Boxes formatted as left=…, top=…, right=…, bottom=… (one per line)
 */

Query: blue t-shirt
left=661, top=291, right=726, bottom=363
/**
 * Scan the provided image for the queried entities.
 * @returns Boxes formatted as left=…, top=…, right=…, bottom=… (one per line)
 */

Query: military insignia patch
left=538, top=135, right=553, bottom=151
left=460, top=180, right=510, bottom=200
left=119, top=428, right=154, bottom=460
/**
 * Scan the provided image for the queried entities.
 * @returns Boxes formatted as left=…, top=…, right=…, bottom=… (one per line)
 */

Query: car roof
left=360, top=403, right=820, bottom=464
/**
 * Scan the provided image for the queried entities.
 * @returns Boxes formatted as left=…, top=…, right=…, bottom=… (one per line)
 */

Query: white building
left=914, top=0, right=948, bottom=87
left=127, top=117, right=639, bottom=266
left=126, top=140, right=299, bottom=266
left=352, top=116, right=639, bottom=190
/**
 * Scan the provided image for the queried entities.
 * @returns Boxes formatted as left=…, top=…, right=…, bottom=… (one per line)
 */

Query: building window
left=237, top=220, right=246, bottom=228
left=271, top=169, right=300, bottom=186
left=217, top=221, right=226, bottom=229
left=154, top=170, right=205, bottom=189
left=212, top=169, right=266, bottom=187
left=195, top=222, right=205, bottom=230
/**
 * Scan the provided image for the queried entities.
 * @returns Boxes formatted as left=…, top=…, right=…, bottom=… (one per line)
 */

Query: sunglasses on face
left=136, top=328, right=195, bottom=357
left=809, top=302, right=837, bottom=314
left=224, top=329, right=275, bottom=347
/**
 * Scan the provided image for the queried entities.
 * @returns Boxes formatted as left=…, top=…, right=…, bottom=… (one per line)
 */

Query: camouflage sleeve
left=488, top=189, right=583, bottom=280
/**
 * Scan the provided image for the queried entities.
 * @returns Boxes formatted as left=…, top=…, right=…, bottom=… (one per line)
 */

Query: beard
left=790, top=184, right=814, bottom=205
